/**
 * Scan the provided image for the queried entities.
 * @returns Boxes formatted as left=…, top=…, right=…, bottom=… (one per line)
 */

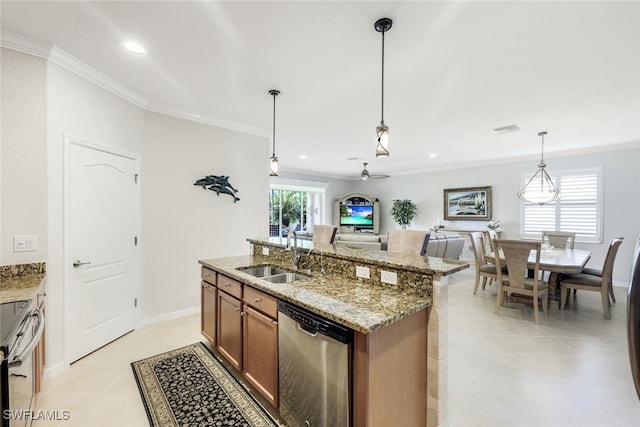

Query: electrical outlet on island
left=355, top=266, right=370, bottom=279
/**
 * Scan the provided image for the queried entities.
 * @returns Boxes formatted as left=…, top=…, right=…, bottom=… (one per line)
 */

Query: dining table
left=485, top=246, right=592, bottom=307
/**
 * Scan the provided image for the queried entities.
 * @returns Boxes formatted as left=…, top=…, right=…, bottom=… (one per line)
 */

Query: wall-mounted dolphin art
left=194, top=175, right=240, bottom=203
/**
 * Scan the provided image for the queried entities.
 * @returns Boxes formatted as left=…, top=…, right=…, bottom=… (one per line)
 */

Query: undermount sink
left=238, top=265, right=308, bottom=283
left=262, top=272, right=308, bottom=283
left=239, top=265, right=288, bottom=277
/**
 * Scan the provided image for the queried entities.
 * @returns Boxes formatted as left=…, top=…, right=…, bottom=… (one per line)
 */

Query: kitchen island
left=199, top=237, right=468, bottom=426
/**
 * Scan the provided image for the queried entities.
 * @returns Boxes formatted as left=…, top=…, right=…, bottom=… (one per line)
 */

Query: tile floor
left=32, top=270, right=640, bottom=426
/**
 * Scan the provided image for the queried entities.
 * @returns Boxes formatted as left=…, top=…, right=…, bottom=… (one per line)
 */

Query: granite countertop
left=200, top=255, right=433, bottom=334
left=1, top=273, right=47, bottom=304
left=248, top=237, right=468, bottom=276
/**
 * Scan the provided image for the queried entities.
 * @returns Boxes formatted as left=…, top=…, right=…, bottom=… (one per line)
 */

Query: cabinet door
left=201, top=282, right=217, bottom=345
left=217, top=291, right=243, bottom=370
left=243, top=305, right=278, bottom=408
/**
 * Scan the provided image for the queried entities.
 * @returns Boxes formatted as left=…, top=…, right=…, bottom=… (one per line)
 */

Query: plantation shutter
left=520, top=168, right=602, bottom=243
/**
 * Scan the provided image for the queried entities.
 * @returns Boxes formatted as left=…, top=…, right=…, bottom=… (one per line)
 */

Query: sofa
left=335, top=230, right=465, bottom=259
left=334, top=233, right=384, bottom=250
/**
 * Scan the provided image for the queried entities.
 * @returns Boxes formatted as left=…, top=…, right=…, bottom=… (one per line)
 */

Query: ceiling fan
left=359, top=162, right=390, bottom=180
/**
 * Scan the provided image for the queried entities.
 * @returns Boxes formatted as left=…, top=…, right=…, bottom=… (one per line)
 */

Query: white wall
left=46, top=60, right=145, bottom=369
left=348, top=147, right=640, bottom=284
left=141, top=112, right=269, bottom=320
left=1, top=48, right=48, bottom=265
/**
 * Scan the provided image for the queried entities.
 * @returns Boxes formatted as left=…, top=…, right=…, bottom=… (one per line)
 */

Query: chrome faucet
left=287, top=230, right=301, bottom=270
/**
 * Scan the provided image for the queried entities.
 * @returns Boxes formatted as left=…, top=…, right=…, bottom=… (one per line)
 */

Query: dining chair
left=494, top=239, right=549, bottom=324
left=387, top=230, right=430, bottom=255
left=470, top=232, right=499, bottom=294
left=312, top=225, right=338, bottom=245
left=560, top=237, right=624, bottom=319
left=542, top=230, right=576, bottom=249
left=485, top=229, right=499, bottom=254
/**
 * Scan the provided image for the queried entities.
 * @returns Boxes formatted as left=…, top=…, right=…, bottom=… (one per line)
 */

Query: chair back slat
left=495, top=239, right=542, bottom=290
left=312, top=225, right=338, bottom=244
left=470, top=232, right=486, bottom=265
left=542, top=230, right=576, bottom=249
left=600, top=237, right=624, bottom=284
left=387, top=230, right=430, bottom=255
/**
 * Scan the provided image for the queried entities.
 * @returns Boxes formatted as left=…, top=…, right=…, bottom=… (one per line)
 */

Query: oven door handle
left=8, top=309, right=45, bottom=368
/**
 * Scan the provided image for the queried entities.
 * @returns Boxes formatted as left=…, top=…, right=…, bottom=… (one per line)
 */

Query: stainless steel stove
left=1, top=299, right=44, bottom=427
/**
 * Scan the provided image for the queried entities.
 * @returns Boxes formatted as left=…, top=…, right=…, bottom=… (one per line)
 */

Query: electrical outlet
left=262, top=246, right=269, bottom=256
left=355, top=266, right=370, bottom=279
left=380, top=270, right=398, bottom=285
left=14, top=235, right=37, bottom=252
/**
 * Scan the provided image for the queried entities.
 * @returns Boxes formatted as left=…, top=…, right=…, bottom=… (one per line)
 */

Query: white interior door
left=67, top=140, right=138, bottom=363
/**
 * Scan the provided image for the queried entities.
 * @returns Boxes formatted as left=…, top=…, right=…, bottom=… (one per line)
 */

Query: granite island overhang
left=199, top=237, right=468, bottom=334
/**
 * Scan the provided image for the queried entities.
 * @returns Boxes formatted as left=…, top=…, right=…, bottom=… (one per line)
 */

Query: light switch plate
left=262, top=246, right=269, bottom=256
left=14, top=235, right=37, bottom=252
left=356, top=265, right=370, bottom=279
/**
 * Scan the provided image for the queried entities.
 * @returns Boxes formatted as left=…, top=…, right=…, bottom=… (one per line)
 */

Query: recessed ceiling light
left=429, top=153, right=438, bottom=158
left=299, top=154, right=308, bottom=159
left=122, top=41, right=145, bottom=55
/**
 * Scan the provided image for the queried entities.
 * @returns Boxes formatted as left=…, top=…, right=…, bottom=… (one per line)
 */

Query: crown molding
left=146, top=101, right=269, bottom=138
left=1, top=30, right=148, bottom=109
left=48, top=45, right=149, bottom=109
left=0, top=30, right=53, bottom=59
left=1, top=30, right=267, bottom=137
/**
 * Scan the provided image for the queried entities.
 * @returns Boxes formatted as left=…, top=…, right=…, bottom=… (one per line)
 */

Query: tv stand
left=334, top=193, right=380, bottom=235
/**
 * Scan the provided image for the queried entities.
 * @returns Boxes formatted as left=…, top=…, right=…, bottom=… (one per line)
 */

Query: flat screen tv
left=340, top=205, right=374, bottom=226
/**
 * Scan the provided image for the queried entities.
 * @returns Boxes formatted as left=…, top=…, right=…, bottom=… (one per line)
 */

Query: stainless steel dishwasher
left=278, top=300, right=353, bottom=427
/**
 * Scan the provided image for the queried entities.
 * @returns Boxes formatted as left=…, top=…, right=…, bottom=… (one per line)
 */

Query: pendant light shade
left=269, top=89, right=280, bottom=176
left=360, top=162, right=370, bottom=180
left=517, top=131, right=560, bottom=205
left=375, top=17, right=392, bottom=158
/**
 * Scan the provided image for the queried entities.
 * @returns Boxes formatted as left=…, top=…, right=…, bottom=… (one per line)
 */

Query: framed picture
left=443, top=186, right=492, bottom=221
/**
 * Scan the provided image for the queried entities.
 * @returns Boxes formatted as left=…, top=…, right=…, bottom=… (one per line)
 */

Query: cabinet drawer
left=218, top=274, right=242, bottom=299
left=244, top=286, right=277, bottom=318
left=201, top=267, right=216, bottom=285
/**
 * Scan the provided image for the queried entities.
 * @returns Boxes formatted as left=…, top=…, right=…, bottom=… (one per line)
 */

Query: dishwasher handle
left=297, top=322, right=318, bottom=337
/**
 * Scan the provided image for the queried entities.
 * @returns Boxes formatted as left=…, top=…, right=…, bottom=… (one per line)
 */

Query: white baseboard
left=613, top=281, right=629, bottom=289
left=43, top=361, right=65, bottom=379
left=137, top=305, right=200, bottom=328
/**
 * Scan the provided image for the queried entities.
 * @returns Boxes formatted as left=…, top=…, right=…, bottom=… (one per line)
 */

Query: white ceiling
left=2, top=1, right=639, bottom=179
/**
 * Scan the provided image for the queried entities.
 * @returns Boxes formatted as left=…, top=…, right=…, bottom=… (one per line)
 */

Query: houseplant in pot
left=390, top=199, right=418, bottom=229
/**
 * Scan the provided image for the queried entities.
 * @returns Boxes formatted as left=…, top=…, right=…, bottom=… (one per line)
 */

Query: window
left=269, top=180, right=327, bottom=237
left=520, top=167, right=602, bottom=243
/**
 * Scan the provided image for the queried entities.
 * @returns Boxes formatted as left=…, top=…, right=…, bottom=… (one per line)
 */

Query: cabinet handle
left=235, top=307, right=240, bottom=312
left=225, top=284, right=231, bottom=287
left=254, top=298, right=261, bottom=303
left=241, top=312, right=246, bottom=316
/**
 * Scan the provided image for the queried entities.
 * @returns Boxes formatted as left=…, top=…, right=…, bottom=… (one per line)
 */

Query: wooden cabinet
left=242, top=288, right=278, bottom=408
left=201, top=281, right=217, bottom=345
left=217, top=290, right=244, bottom=371
left=201, top=270, right=279, bottom=408
left=201, top=268, right=217, bottom=345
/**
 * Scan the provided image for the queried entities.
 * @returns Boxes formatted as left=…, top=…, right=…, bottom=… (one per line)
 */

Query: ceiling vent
left=493, top=124, right=520, bottom=134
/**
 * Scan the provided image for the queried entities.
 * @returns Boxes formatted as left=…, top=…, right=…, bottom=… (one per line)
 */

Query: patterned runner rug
left=131, top=342, right=279, bottom=427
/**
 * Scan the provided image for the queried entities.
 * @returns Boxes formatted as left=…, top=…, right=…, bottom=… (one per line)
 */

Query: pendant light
left=269, top=89, right=280, bottom=176
left=517, top=131, right=560, bottom=205
left=375, top=17, right=392, bottom=158
left=360, top=162, right=370, bottom=180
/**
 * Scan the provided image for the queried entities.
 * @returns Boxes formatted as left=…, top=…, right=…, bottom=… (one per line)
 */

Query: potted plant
left=390, top=199, right=418, bottom=229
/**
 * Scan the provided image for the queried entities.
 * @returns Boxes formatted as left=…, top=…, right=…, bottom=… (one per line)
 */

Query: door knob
left=73, top=260, right=91, bottom=268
